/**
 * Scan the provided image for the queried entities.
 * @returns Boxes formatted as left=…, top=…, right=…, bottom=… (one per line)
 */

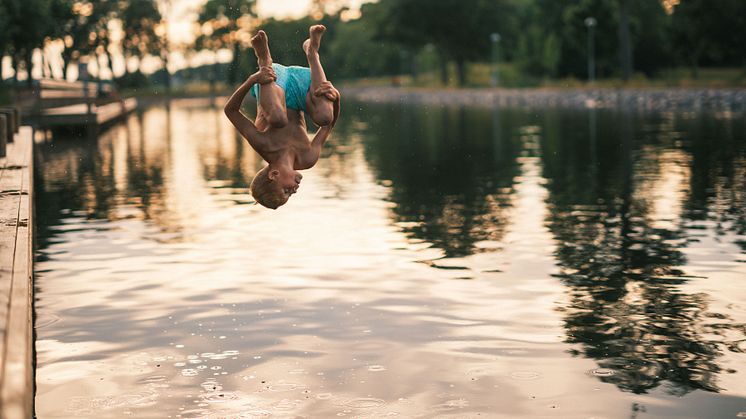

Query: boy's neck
left=268, top=151, right=294, bottom=169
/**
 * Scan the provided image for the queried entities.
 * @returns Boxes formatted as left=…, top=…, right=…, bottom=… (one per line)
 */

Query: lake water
left=34, top=99, right=746, bottom=418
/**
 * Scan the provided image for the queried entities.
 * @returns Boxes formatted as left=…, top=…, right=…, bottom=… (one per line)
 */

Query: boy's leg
left=251, top=30, right=288, bottom=128
left=303, top=25, right=334, bottom=127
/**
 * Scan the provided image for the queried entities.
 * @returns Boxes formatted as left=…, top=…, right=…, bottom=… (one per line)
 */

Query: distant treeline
left=1, top=0, right=744, bottom=89
left=263, top=0, right=746, bottom=86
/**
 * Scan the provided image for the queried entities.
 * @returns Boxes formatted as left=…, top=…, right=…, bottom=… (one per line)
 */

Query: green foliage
left=517, top=25, right=561, bottom=77
left=671, top=0, right=746, bottom=71
left=196, top=0, right=256, bottom=84
left=120, top=0, right=162, bottom=64
left=366, top=0, right=520, bottom=85
left=326, top=18, right=400, bottom=79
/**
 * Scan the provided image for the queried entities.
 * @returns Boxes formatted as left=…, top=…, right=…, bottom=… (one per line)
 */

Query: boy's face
left=269, top=167, right=302, bottom=203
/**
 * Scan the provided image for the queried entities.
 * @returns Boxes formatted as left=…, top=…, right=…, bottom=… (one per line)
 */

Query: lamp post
left=584, top=17, right=597, bottom=85
left=490, top=32, right=501, bottom=87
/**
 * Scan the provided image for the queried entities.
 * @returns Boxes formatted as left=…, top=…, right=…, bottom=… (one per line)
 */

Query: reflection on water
left=34, top=99, right=746, bottom=418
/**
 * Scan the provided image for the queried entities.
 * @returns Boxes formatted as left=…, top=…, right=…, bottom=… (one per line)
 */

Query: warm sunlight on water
left=34, top=99, right=746, bottom=418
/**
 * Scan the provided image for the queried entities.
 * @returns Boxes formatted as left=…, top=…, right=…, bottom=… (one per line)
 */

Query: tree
left=671, top=0, right=746, bottom=76
left=0, top=0, right=11, bottom=81
left=53, top=0, right=119, bottom=80
left=3, top=0, right=54, bottom=85
left=368, top=0, right=519, bottom=86
left=526, top=0, right=672, bottom=80
left=196, top=0, right=257, bottom=85
left=120, top=0, right=162, bottom=77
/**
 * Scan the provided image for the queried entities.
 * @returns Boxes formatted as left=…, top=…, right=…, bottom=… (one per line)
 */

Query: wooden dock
left=38, top=98, right=137, bottom=128
left=22, top=78, right=137, bottom=130
left=0, top=126, right=34, bottom=419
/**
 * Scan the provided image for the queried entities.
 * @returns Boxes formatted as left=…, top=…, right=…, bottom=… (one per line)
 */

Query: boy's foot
left=251, top=30, right=272, bottom=67
left=303, top=25, right=326, bottom=55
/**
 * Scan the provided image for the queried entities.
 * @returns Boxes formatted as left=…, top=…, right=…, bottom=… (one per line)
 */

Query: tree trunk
left=105, top=49, right=116, bottom=79
left=0, top=47, right=4, bottom=82
left=438, top=50, right=448, bottom=86
left=455, top=58, right=467, bottom=87
left=25, top=49, right=34, bottom=88
left=229, top=42, right=241, bottom=84
left=61, top=50, right=70, bottom=81
left=690, top=49, right=700, bottom=79
left=12, top=54, right=18, bottom=83
left=618, top=0, right=633, bottom=81
left=162, top=52, right=171, bottom=91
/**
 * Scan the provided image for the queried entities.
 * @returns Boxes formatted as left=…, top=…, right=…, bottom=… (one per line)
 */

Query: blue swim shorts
left=250, top=63, right=312, bottom=113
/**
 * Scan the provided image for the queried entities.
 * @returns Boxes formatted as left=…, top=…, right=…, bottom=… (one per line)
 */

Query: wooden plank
left=39, top=79, right=111, bottom=93
left=0, top=156, right=23, bottom=362
left=37, top=98, right=136, bottom=128
left=0, top=127, right=33, bottom=419
left=41, top=103, right=91, bottom=116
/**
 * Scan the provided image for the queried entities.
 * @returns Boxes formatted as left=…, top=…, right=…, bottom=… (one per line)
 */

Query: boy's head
left=250, top=165, right=303, bottom=209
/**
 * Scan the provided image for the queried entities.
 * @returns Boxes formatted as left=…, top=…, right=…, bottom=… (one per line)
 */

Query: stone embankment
left=342, top=87, right=746, bottom=112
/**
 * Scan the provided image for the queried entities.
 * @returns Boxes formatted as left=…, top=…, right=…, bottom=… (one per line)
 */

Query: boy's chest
left=266, top=130, right=311, bottom=160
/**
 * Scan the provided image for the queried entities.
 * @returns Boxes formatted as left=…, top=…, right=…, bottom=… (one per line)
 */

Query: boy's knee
left=311, top=102, right=334, bottom=126
left=268, top=109, right=288, bottom=128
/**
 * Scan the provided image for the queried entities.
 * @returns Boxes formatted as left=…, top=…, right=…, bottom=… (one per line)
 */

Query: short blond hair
left=250, top=166, right=286, bottom=209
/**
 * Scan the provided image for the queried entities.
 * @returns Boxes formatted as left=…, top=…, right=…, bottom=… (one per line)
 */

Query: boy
left=224, top=25, right=341, bottom=209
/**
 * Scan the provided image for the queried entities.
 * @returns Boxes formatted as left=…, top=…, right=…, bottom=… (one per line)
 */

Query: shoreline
left=341, top=86, right=746, bottom=112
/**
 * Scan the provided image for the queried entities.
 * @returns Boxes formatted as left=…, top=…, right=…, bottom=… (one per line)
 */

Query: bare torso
left=255, top=106, right=319, bottom=170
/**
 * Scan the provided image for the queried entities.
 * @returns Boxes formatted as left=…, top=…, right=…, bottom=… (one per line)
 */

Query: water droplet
left=136, top=375, right=167, bottom=386
left=181, top=369, right=198, bottom=377
left=445, top=398, right=469, bottom=408
left=509, top=371, right=541, bottom=380
left=269, top=382, right=305, bottom=392
left=343, top=398, right=386, bottom=409
left=367, top=365, right=386, bottom=372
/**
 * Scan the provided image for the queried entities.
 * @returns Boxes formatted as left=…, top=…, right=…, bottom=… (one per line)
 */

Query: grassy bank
left=343, top=64, right=746, bottom=89
left=116, top=65, right=746, bottom=101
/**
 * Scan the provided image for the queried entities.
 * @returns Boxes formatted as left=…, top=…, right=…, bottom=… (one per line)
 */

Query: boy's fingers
left=314, top=86, right=335, bottom=97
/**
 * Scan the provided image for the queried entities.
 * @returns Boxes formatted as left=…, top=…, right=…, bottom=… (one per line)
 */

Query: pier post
left=0, top=109, right=15, bottom=143
left=0, top=114, right=6, bottom=157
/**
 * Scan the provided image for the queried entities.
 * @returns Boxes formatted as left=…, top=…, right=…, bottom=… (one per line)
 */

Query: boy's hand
left=251, top=66, right=276, bottom=85
left=314, top=81, right=340, bottom=102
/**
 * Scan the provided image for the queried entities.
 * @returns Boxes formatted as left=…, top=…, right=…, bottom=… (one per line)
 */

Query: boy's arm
left=311, top=125, right=333, bottom=149
left=298, top=125, right=332, bottom=169
left=313, top=82, right=341, bottom=127
left=224, top=71, right=272, bottom=150
left=303, top=83, right=340, bottom=167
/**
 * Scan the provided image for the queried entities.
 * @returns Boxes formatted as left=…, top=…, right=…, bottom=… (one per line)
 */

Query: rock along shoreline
left=342, top=86, right=746, bottom=112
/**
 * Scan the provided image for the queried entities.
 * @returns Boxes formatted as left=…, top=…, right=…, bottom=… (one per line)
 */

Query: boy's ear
left=268, top=169, right=280, bottom=181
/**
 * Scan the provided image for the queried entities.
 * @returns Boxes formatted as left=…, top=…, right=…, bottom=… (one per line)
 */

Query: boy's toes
left=308, top=25, right=325, bottom=51
left=251, top=30, right=268, bottom=47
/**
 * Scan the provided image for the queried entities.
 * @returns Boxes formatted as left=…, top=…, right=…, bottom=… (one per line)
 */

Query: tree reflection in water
left=543, top=109, right=746, bottom=395
left=361, top=103, right=521, bottom=257
left=361, top=103, right=746, bottom=395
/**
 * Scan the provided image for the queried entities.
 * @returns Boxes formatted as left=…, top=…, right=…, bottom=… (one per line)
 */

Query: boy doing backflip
left=224, top=25, right=341, bottom=209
